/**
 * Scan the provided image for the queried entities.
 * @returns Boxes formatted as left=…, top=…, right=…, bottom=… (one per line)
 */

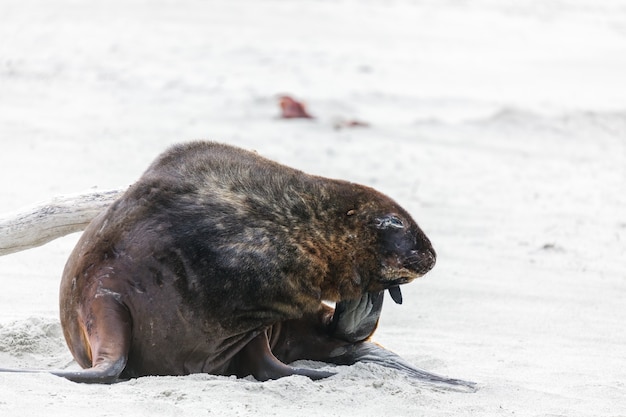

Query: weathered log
left=0, top=188, right=126, bottom=256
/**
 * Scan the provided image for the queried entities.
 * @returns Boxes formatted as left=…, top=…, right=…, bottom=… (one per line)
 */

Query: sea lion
left=1, top=141, right=474, bottom=389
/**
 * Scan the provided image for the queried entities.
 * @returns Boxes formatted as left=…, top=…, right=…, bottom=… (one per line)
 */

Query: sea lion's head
left=307, top=181, right=436, bottom=305
left=326, top=203, right=436, bottom=341
left=344, top=193, right=435, bottom=305
left=369, top=211, right=436, bottom=304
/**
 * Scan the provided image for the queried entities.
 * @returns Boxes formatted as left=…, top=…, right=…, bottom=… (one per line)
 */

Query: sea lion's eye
left=375, top=215, right=404, bottom=229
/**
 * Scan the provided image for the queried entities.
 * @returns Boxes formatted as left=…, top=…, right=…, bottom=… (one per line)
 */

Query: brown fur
left=55, top=141, right=437, bottom=382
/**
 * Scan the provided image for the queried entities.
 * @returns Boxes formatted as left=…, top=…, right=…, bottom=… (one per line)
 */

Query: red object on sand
left=278, top=95, right=314, bottom=119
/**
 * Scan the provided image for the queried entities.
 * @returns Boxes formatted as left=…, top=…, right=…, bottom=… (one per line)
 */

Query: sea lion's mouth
left=385, top=276, right=410, bottom=287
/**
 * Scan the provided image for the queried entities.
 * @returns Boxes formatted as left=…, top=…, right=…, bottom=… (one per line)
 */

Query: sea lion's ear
left=374, top=215, right=404, bottom=229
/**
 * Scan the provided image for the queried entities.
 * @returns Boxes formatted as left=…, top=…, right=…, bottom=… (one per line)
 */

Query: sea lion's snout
left=383, top=247, right=435, bottom=305
left=404, top=247, right=436, bottom=276
left=370, top=212, right=436, bottom=303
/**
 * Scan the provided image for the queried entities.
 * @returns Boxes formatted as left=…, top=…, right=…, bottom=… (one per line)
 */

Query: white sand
left=1, top=1, right=625, bottom=416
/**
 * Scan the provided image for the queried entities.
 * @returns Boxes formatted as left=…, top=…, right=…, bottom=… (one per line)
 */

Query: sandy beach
left=1, top=1, right=625, bottom=416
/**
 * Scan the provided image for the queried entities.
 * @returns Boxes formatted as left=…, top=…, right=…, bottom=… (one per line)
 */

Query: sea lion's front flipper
left=328, top=341, right=477, bottom=391
left=235, top=331, right=334, bottom=381
left=328, top=291, right=384, bottom=342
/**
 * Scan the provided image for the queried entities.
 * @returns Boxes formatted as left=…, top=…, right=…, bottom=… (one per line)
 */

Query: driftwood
left=0, top=188, right=126, bottom=256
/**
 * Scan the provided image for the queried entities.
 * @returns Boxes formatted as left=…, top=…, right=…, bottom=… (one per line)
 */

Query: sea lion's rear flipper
left=234, top=331, right=334, bottom=381
left=69, top=294, right=132, bottom=383
left=56, top=293, right=132, bottom=383
left=0, top=295, right=131, bottom=384
left=328, top=291, right=384, bottom=342
left=328, top=341, right=477, bottom=391
left=47, top=357, right=128, bottom=384
left=0, top=351, right=127, bottom=384
left=0, top=363, right=123, bottom=383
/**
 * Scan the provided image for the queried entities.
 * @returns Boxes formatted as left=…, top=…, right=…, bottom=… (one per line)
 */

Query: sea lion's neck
left=290, top=179, right=378, bottom=302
